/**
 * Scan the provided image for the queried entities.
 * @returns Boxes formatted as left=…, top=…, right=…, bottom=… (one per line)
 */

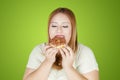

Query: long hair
left=48, top=7, right=78, bottom=69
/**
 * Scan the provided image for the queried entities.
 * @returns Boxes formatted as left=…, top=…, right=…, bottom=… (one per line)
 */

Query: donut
left=49, top=36, right=66, bottom=69
left=50, top=36, right=66, bottom=48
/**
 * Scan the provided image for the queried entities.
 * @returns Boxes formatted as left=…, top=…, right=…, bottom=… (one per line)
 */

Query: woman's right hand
left=44, top=44, right=58, bottom=65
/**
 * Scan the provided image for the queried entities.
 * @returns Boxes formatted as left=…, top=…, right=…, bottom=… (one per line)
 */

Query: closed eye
left=63, top=26, right=68, bottom=28
left=52, top=25, right=57, bottom=27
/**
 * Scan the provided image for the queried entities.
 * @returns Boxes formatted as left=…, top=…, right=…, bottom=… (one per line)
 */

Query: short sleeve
left=76, top=44, right=99, bottom=74
left=26, top=44, right=45, bottom=69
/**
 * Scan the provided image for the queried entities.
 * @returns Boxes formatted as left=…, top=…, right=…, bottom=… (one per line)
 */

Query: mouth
left=55, top=35, right=65, bottom=38
left=49, top=35, right=66, bottom=48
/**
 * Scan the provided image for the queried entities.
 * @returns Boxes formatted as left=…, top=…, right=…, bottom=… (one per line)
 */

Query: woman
left=23, top=7, right=99, bottom=80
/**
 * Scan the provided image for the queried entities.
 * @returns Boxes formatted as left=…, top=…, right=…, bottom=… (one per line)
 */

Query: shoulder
left=75, top=43, right=99, bottom=73
left=31, top=43, right=45, bottom=53
left=77, top=43, right=94, bottom=56
left=33, top=43, right=45, bottom=50
left=75, top=43, right=96, bottom=65
left=26, top=43, right=46, bottom=69
left=29, top=43, right=45, bottom=58
left=78, top=43, right=92, bottom=51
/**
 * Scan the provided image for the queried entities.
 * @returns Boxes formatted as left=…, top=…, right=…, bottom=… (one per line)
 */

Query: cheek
left=49, top=28, right=56, bottom=39
left=64, top=29, right=71, bottom=43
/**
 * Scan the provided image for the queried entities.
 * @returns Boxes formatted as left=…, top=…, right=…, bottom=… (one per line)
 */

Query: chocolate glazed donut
left=49, top=36, right=66, bottom=70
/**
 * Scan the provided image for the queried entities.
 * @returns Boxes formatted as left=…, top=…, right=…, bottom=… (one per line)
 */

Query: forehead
left=50, top=13, right=71, bottom=23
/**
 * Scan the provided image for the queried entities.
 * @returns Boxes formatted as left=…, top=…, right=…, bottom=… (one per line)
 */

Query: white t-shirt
left=26, top=43, right=99, bottom=80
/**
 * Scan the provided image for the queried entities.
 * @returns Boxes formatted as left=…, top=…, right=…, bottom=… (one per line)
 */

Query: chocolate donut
left=49, top=36, right=66, bottom=69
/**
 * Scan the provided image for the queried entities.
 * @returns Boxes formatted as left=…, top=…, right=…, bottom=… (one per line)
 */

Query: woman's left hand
left=59, top=46, right=75, bottom=69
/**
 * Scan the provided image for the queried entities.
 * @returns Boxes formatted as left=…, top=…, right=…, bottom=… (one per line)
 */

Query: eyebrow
left=50, top=22, right=57, bottom=24
left=50, top=22, right=70, bottom=24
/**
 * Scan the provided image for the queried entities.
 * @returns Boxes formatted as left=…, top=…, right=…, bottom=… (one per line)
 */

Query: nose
left=57, top=26, right=62, bottom=33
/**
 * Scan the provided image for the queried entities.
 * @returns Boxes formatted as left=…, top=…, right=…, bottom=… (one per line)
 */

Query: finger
left=44, top=45, right=52, bottom=51
left=59, top=49, right=65, bottom=59
left=43, top=45, right=51, bottom=54
left=51, top=49, right=58, bottom=57
left=62, top=48, right=70, bottom=57
left=45, top=47, right=55, bottom=56
left=48, top=49, right=57, bottom=56
left=47, top=48, right=58, bottom=56
left=66, top=46, right=74, bottom=56
left=49, top=48, right=58, bottom=55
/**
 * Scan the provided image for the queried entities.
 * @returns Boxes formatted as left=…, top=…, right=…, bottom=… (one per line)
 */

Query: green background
left=0, top=0, right=120, bottom=80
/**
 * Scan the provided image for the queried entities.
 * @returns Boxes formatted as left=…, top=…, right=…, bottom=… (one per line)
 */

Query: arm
left=64, top=66, right=99, bottom=80
left=23, top=59, right=53, bottom=80
left=64, top=66, right=88, bottom=80
left=23, top=45, right=58, bottom=80
left=83, top=70, right=99, bottom=80
left=60, top=46, right=99, bottom=80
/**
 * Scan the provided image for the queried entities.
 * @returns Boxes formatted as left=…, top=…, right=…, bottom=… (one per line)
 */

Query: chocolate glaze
left=50, top=36, right=66, bottom=69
